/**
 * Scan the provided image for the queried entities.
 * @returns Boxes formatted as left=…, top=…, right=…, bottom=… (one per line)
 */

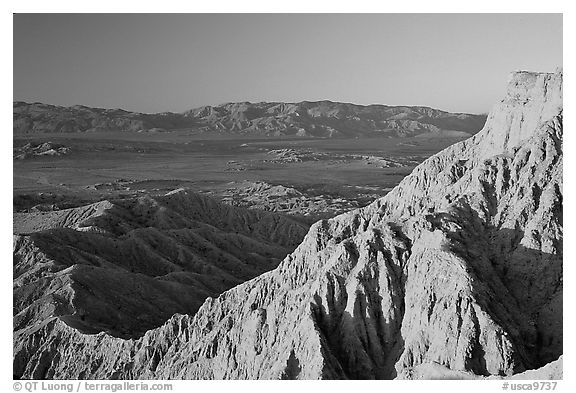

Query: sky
left=13, top=13, right=562, bottom=115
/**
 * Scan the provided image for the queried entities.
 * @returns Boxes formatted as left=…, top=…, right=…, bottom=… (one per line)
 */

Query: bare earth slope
left=13, top=190, right=309, bottom=346
left=13, top=100, right=486, bottom=138
left=13, top=71, right=561, bottom=380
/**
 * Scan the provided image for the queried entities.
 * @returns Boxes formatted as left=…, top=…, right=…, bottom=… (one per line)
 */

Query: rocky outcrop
left=13, top=71, right=561, bottom=380
left=13, top=100, right=486, bottom=138
left=13, top=142, right=71, bottom=160
left=212, top=181, right=375, bottom=222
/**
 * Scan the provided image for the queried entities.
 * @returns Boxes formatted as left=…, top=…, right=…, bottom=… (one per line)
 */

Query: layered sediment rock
left=13, top=71, right=562, bottom=379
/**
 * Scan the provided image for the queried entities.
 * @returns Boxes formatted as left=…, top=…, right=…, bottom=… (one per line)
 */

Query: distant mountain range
left=13, top=100, right=487, bottom=138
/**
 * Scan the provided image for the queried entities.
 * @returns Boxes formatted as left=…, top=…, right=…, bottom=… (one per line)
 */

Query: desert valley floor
left=14, top=133, right=465, bottom=222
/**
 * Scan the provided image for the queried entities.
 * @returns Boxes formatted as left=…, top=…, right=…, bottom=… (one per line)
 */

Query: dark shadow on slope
left=306, top=204, right=562, bottom=379
left=13, top=192, right=309, bottom=339
left=311, top=274, right=406, bottom=379
left=280, top=350, right=302, bottom=380
left=431, top=206, right=563, bottom=370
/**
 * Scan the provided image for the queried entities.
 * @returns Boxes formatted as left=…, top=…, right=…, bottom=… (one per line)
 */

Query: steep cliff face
left=13, top=71, right=562, bottom=380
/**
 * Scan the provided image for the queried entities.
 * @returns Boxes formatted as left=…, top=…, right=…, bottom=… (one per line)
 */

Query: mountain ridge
left=13, top=100, right=487, bottom=138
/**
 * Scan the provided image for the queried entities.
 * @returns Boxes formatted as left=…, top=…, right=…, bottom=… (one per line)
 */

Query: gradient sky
left=13, top=13, right=562, bottom=114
